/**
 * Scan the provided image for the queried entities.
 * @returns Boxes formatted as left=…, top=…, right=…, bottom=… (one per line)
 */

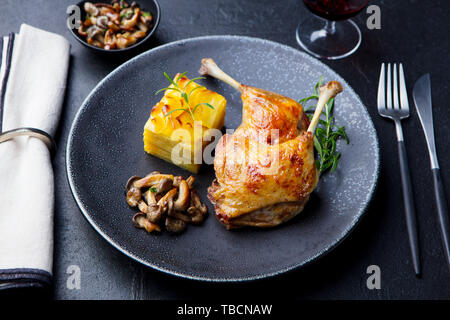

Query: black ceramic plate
left=67, top=36, right=379, bottom=281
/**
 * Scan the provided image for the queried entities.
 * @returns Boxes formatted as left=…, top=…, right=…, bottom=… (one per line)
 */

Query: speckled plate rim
left=66, top=35, right=380, bottom=282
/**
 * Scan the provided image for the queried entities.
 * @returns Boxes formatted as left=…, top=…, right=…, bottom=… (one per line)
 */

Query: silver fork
left=377, top=63, right=421, bottom=276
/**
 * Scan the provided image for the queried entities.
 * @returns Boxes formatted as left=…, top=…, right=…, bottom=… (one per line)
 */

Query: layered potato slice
left=143, top=73, right=227, bottom=173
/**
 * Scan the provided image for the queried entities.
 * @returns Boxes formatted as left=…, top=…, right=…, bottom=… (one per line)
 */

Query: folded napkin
left=0, top=24, right=70, bottom=290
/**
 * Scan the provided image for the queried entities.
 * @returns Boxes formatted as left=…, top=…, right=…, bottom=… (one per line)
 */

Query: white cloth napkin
left=0, top=24, right=70, bottom=290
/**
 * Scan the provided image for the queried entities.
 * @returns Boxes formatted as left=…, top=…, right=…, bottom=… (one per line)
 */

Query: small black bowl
left=67, top=0, right=160, bottom=54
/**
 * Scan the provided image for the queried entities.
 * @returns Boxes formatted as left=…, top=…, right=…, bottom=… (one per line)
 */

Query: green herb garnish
left=149, top=187, right=157, bottom=193
left=119, top=0, right=128, bottom=9
left=299, top=77, right=349, bottom=174
left=142, top=11, right=151, bottom=17
left=155, top=72, right=214, bottom=121
left=120, top=10, right=132, bottom=19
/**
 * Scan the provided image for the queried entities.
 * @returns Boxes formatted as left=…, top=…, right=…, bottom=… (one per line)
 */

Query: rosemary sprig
left=299, top=77, right=349, bottom=174
left=155, top=72, right=214, bottom=121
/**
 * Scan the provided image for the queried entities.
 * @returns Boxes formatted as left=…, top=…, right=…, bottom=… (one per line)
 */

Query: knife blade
left=413, top=74, right=438, bottom=169
left=413, top=74, right=450, bottom=270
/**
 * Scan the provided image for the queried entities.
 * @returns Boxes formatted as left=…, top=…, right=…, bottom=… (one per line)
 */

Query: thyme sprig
left=299, top=77, right=349, bottom=174
left=155, top=72, right=214, bottom=121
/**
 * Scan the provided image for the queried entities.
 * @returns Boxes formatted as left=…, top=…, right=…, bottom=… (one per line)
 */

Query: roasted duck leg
left=200, top=58, right=343, bottom=229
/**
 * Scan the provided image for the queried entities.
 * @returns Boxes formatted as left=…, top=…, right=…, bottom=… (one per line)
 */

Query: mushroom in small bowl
left=67, top=0, right=160, bottom=53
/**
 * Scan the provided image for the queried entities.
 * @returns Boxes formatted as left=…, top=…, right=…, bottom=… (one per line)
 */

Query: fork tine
left=399, top=63, right=409, bottom=111
left=386, top=63, right=392, bottom=109
left=393, top=64, right=400, bottom=109
left=377, top=63, right=385, bottom=111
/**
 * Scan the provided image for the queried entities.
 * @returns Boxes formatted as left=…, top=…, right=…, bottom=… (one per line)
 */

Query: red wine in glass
left=296, top=0, right=369, bottom=59
left=303, top=0, right=369, bottom=21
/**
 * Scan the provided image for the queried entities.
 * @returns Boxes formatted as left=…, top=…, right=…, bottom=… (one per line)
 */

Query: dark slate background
left=1, top=0, right=449, bottom=299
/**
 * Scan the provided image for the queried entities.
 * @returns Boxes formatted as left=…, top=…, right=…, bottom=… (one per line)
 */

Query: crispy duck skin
left=200, top=58, right=343, bottom=229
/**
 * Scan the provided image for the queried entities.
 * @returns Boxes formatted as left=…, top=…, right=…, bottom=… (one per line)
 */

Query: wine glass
left=296, top=0, right=369, bottom=60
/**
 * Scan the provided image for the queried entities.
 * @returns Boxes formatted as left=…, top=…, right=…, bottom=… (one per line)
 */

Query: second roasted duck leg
left=200, top=58, right=343, bottom=229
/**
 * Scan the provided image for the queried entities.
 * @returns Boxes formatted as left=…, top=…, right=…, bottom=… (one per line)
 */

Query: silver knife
left=413, top=74, right=450, bottom=269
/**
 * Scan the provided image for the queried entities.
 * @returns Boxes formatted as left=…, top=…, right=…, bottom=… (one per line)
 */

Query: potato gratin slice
left=143, top=73, right=227, bottom=173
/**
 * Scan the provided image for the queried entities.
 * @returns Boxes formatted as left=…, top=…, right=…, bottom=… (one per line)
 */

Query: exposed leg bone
left=307, top=81, right=343, bottom=134
left=199, top=58, right=242, bottom=92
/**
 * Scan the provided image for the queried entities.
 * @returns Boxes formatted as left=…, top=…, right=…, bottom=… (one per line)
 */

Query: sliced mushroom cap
left=84, top=2, right=99, bottom=16
left=116, top=34, right=136, bottom=49
left=174, top=179, right=190, bottom=211
left=143, top=188, right=157, bottom=204
left=146, top=203, right=164, bottom=223
left=126, top=175, right=141, bottom=191
left=136, top=21, right=148, bottom=33
left=86, top=25, right=103, bottom=41
left=154, top=178, right=173, bottom=194
left=119, top=7, right=133, bottom=19
left=107, top=21, right=120, bottom=31
left=126, top=189, right=141, bottom=207
left=186, top=176, right=195, bottom=189
left=132, top=30, right=147, bottom=39
left=173, top=176, right=183, bottom=188
left=105, top=11, right=120, bottom=25
left=190, top=189, right=207, bottom=215
left=96, top=15, right=109, bottom=29
left=98, top=4, right=117, bottom=16
left=125, top=175, right=142, bottom=207
left=140, top=12, right=153, bottom=25
left=166, top=198, right=175, bottom=217
left=134, top=173, right=173, bottom=189
left=165, top=217, right=186, bottom=233
left=121, top=7, right=140, bottom=29
left=93, top=32, right=105, bottom=44
left=156, top=188, right=178, bottom=207
left=137, top=199, right=148, bottom=213
left=133, top=213, right=161, bottom=232
left=132, top=212, right=144, bottom=227
left=187, top=206, right=205, bottom=224
left=104, top=29, right=117, bottom=50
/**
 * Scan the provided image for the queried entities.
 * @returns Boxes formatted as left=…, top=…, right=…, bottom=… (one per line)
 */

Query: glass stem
left=325, top=20, right=336, bottom=35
